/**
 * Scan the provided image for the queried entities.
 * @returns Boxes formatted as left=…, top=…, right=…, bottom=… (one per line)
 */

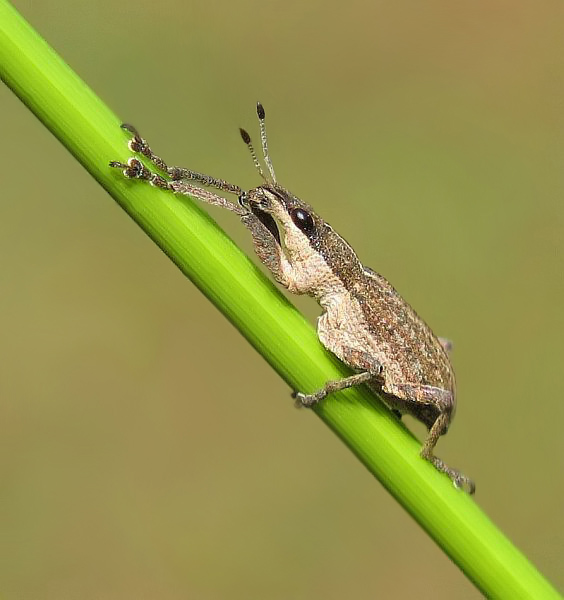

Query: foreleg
left=110, top=124, right=244, bottom=214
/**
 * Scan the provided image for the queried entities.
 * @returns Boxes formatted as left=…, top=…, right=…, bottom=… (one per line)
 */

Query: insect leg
left=109, top=157, right=173, bottom=189
left=119, top=123, right=170, bottom=175
left=421, top=412, right=474, bottom=491
left=292, top=371, right=374, bottom=407
left=116, top=124, right=244, bottom=196
left=387, top=382, right=474, bottom=493
left=109, top=157, right=244, bottom=214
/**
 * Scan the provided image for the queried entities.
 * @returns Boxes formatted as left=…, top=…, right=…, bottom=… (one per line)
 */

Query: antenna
left=256, top=102, right=277, bottom=182
left=239, top=127, right=267, bottom=181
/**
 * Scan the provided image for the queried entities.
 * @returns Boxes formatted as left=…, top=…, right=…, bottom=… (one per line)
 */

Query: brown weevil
left=110, top=103, right=475, bottom=494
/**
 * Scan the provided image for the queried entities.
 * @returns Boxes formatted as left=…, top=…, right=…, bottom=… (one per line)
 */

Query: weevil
left=110, top=103, right=475, bottom=493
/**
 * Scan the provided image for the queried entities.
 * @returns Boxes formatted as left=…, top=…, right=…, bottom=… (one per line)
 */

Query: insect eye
left=290, top=208, right=315, bottom=234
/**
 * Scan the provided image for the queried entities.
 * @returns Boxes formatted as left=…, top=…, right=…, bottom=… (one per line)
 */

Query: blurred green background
left=1, top=0, right=562, bottom=598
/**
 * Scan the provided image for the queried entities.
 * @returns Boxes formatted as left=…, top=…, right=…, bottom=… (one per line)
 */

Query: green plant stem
left=0, top=2, right=560, bottom=598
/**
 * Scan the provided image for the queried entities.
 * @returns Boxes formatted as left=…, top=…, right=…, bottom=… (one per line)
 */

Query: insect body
left=110, top=104, right=474, bottom=494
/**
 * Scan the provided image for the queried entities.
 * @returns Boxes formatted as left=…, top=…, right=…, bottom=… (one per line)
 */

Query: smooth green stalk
left=0, top=2, right=560, bottom=598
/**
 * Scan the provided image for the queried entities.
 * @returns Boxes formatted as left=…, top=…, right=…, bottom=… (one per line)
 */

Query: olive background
left=1, top=1, right=562, bottom=598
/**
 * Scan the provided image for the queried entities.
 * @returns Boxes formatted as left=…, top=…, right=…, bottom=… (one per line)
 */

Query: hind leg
left=386, top=382, right=474, bottom=494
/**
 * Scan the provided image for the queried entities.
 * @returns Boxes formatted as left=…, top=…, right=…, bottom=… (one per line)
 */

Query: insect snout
left=250, top=196, right=271, bottom=212
left=237, top=190, right=269, bottom=212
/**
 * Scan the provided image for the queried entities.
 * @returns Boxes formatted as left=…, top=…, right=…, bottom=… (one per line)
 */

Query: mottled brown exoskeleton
left=110, top=103, right=474, bottom=493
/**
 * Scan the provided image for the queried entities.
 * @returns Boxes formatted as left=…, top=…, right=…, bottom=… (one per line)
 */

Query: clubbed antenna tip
left=256, top=102, right=265, bottom=120
left=239, top=104, right=276, bottom=184
left=256, top=102, right=276, bottom=182
left=239, top=128, right=251, bottom=144
left=239, top=126, right=266, bottom=181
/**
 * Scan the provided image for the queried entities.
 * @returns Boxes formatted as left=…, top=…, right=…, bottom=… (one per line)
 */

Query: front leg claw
left=109, top=157, right=146, bottom=179
left=118, top=123, right=170, bottom=174
left=109, top=157, right=171, bottom=190
left=120, top=123, right=150, bottom=157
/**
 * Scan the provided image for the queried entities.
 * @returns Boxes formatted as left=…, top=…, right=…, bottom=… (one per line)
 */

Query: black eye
left=290, top=208, right=315, bottom=234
